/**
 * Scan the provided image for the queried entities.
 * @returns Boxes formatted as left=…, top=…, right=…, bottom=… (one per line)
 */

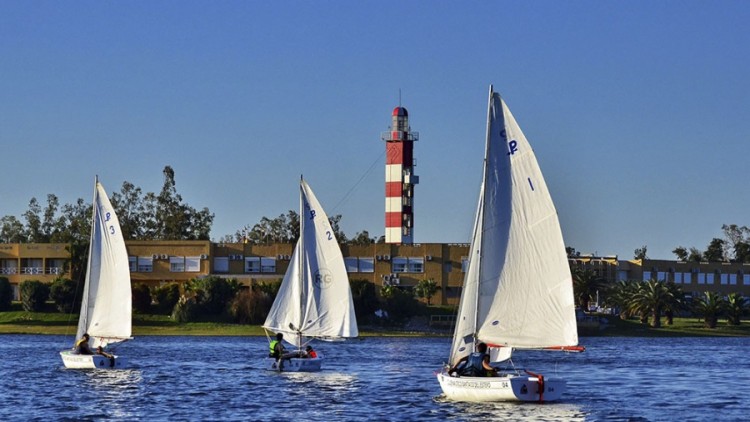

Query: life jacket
left=269, top=340, right=280, bottom=357
left=308, top=350, right=317, bottom=358
left=465, top=352, right=486, bottom=376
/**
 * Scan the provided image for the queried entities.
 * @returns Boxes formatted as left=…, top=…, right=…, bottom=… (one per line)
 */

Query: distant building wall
left=0, top=243, right=70, bottom=300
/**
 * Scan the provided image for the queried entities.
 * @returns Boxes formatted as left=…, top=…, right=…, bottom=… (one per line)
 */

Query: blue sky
left=1, top=1, right=748, bottom=260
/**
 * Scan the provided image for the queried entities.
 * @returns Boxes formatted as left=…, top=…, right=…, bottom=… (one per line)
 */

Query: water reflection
left=436, top=395, right=587, bottom=421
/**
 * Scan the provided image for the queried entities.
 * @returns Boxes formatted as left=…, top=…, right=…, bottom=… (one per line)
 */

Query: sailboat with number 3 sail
left=437, top=86, right=584, bottom=402
left=262, top=177, right=358, bottom=372
left=60, top=177, right=132, bottom=369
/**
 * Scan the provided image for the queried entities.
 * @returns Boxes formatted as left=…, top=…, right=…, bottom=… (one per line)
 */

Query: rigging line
left=330, top=150, right=385, bottom=214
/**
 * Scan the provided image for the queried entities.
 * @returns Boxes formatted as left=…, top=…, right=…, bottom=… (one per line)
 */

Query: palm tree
left=628, top=279, right=672, bottom=328
left=725, top=293, right=747, bottom=326
left=693, top=291, right=726, bottom=328
left=662, top=281, right=685, bottom=325
left=572, top=268, right=607, bottom=312
left=603, top=279, right=639, bottom=320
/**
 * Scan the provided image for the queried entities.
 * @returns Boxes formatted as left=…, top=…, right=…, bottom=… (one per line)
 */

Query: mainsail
left=263, top=178, right=358, bottom=347
left=448, top=87, right=578, bottom=366
left=76, top=179, right=132, bottom=348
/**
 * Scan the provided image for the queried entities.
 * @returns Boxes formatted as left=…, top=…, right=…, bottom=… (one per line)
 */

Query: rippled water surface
left=0, top=335, right=748, bottom=421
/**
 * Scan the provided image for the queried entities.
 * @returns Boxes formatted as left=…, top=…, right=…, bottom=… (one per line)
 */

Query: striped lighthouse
left=382, top=106, right=419, bottom=244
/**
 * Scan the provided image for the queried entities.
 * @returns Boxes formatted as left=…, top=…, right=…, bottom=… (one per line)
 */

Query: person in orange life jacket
left=304, top=345, right=317, bottom=358
left=449, top=342, right=498, bottom=377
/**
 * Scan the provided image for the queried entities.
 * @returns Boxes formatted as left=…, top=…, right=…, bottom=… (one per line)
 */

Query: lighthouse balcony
left=381, top=131, right=419, bottom=142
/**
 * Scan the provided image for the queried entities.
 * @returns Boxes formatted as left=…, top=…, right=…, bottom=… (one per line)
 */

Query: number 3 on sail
left=437, top=86, right=584, bottom=402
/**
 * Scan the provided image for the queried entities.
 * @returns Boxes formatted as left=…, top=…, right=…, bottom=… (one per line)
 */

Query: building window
left=185, top=256, right=201, bottom=273
left=214, top=257, right=229, bottom=273
left=657, top=271, right=667, bottom=282
left=721, top=273, right=729, bottom=285
left=683, top=273, right=692, bottom=284
left=706, top=273, right=715, bottom=284
left=137, top=257, right=153, bottom=272
left=407, top=257, right=424, bottom=273
left=129, top=257, right=137, bottom=272
left=744, top=274, right=750, bottom=285
left=643, top=271, right=651, bottom=281
left=697, top=273, right=706, bottom=284
left=392, top=257, right=424, bottom=273
left=359, top=258, right=374, bottom=273
left=344, top=257, right=359, bottom=272
left=729, top=274, right=737, bottom=285
left=261, top=257, right=276, bottom=273
left=245, top=257, right=260, bottom=273
left=674, top=272, right=682, bottom=284
left=392, top=257, right=407, bottom=273
left=461, top=257, right=469, bottom=273
left=170, top=256, right=185, bottom=272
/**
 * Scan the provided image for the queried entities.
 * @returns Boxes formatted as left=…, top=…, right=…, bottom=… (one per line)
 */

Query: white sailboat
left=262, top=177, right=358, bottom=372
left=437, top=86, right=584, bottom=402
left=60, top=178, right=132, bottom=369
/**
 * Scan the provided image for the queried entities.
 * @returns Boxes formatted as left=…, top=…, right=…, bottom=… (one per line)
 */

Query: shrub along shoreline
left=1, top=308, right=748, bottom=337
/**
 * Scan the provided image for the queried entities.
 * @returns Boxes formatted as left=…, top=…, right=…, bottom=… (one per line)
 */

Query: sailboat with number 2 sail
left=262, top=177, right=358, bottom=372
left=60, top=177, right=132, bottom=369
left=437, top=86, right=584, bottom=402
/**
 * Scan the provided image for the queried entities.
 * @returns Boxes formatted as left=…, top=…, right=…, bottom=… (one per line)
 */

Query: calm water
left=0, top=335, right=748, bottom=421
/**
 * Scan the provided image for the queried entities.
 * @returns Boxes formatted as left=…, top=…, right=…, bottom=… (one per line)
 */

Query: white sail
left=76, top=179, right=132, bottom=348
left=263, top=179, right=358, bottom=348
left=448, top=87, right=577, bottom=364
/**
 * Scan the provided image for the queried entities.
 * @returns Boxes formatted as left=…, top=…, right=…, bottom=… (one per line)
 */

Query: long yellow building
left=2, top=241, right=749, bottom=304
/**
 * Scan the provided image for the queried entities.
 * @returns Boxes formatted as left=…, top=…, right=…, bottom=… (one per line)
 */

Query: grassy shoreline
left=1, top=309, right=748, bottom=337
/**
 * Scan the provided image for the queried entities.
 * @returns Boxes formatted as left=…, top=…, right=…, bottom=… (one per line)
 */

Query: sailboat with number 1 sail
left=262, top=177, right=358, bottom=372
left=437, top=86, right=584, bottom=402
left=60, top=177, right=132, bottom=369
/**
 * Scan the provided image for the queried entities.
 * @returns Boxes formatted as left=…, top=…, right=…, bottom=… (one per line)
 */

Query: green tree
left=230, top=289, right=273, bottom=324
left=572, top=268, right=606, bottom=311
left=350, top=230, right=376, bottom=245
left=672, top=247, right=688, bottom=262
left=185, top=276, right=240, bottom=316
left=688, top=247, right=703, bottom=262
left=23, top=198, right=43, bottom=242
left=628, top=279, right=673, bottom=328
left=693, top=291, right=725, bottom=328
left=132, top=283, right=152, bottom=313
left=725, top=293, right=747, bottom=326
left=703, top=238, right=726, bottom=262
left=20, top=280, right=49, bottom=312
left=662, top=281, right=685, bottom=325
left=0, top=276, right=12, bottom=311
left=414, top=278, right=439, bottom=305
left=0, top=215, right=25, bottom=243
left=152, top=283, right=180, bottom=314
left=110, top=181, right=146, bottom=240
left=48, top=278, right=79, bottom=313
left=350, top=279, right=378, bottom=321
left=603, top=279, right=639, bottom=320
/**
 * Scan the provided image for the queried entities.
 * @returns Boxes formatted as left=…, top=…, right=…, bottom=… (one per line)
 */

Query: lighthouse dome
left=392, top=107, right=408, bottom=117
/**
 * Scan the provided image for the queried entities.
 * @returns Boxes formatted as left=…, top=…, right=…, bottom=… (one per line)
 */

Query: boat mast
left=78, top=176, right=99, bottom=339
left=472, top=85, right=495, bottom=352
left=297, top=175, right=305, bottom=350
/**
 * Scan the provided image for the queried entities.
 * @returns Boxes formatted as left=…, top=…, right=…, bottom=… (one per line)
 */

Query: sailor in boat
left=96, top=346, right=116, bottom=368
left=73, top=333, right=94, bottom=355
left=449, top=343, right=498, bottom=377
left=304, top=345, right=317, bottom=358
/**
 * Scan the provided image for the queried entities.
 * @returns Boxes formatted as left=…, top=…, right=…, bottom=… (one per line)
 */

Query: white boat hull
left=60, top=351, right=127, bottom=369
left=264, top=356, right=323, bottom=372
left=437, top=372, right=566, bottom=402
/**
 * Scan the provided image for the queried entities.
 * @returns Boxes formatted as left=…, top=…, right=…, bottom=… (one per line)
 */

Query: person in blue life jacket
left=449, top=342, right=498, bottom=377
left=73, top=333, right=94, bottom=355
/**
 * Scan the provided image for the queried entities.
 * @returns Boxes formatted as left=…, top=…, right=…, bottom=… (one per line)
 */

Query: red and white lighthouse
left=382, top=106, right=419, bottom=244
